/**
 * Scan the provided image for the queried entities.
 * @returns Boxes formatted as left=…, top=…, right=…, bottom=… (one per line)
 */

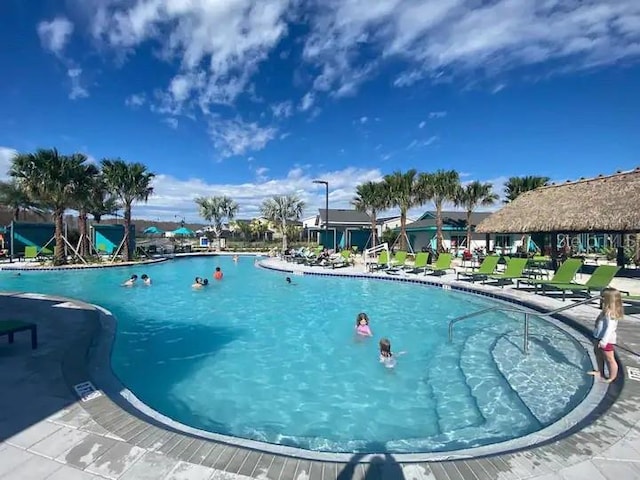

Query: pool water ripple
left=0, top=256, right=593, bottom=453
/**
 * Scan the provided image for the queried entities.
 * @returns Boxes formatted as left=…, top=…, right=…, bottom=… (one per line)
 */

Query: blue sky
left=1, top=0, right=639, bottom=221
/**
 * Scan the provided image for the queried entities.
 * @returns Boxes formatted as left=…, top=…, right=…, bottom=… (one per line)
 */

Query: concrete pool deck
left=0, top=259, right=639, bottom=479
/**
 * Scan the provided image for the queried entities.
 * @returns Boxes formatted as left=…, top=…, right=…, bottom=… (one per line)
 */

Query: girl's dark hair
left=286, top=277, right=291, bottom=283
left=203, top=279, right=209, bottom=285
left=131, top=274, right=138, bottom=279
left=215, top=267, right=221, bottom=272
left=356, top=312, right=369, bottom=326
left=141, top=274, right=148, bottom=279
left=379, top=338, right=391, bottom=355
left=195, top=276, right=200, bottom=282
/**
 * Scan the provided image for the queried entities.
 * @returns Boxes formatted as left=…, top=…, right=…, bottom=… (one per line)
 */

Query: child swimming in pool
left=122, top=274, right=137, bottom=287
left=192, top=277, right=209, bottom=289
left=379, top=338, right=405, bottom=368
left=141, top=274, right=152, bottom=285
left=355, top=312, right=372, bottom=337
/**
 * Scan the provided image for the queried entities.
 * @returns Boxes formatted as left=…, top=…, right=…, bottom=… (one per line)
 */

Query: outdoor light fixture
left=312, top=180, right=330, bottom=248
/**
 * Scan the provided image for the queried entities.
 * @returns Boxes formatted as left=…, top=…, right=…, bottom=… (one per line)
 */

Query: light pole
left=313, top=180, right=329, bottom=249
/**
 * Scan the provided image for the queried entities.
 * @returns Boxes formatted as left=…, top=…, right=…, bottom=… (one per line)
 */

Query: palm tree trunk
left=466, top=210, right=472, bottom=252
left=79, top=211, right=89, bottom=257
left=436, top=201, right=444, bottom=253
left=399, top=209, right=407, bottom=251
left=370, top=212, right=377, bottom=249
left=123, top=204, right=132, bottom=262
left=281, top=219, right=288, bottom=250
left=54, top=208, right=66, bottom=265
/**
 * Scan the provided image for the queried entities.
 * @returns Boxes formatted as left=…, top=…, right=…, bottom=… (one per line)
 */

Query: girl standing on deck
left=588, top=288, right=623, bottom=383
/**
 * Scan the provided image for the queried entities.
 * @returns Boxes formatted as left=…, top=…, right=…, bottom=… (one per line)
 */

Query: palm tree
left=383, top=170, right=423, bottom=251
left=455, top=181, right=499, bottom=250
left=10, top=149, right=90, bottom=264
left=87, top=175, right=120, bottom=224
left=230, top=220, right=253, bottom=241
left=101, top=159, right=155, bottom=261
left=504, top=176, right=550, bottom=203
left=421, top=170, right=461, bottom=253
left=352, top=181, right=388, bottom=250
left=72, top=164, right=100, bottom=257
left=260, top=195, right=305, bottom=250
left=0, top=180, right=45, bottom=221
left=250, top=218, right=271, bottom=241
left=194, top=196, right=240, bottom=248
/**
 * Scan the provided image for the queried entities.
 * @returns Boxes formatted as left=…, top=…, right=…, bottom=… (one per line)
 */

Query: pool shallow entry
left=0, top=257, right=593, bottom=453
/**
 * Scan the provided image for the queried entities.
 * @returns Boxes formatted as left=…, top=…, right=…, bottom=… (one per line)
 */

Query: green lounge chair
left=406, top=252, right=429, bottom=273
left=370, top=250, right=390, bottom=271
left=623, top=295, right=640, bottom=314
left=25, top=245, right=38, bottom=259
left=325, top=250, right=353, bottom=269
left=0, top=320, right=38, bottom=349
left=389, top=251, right=408, bottom=268
left=484, top=258, right=528, bottom=287
left=541, top=265, right=621, bottom=301
left=517, top=258, right=583, bottom=291
left=456, top=255, right=500, bottom=283
left=424, top=253, right=453, bottom=276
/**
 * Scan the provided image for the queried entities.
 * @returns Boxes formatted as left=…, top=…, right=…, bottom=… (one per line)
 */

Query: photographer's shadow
left=336, top=442, right=406, bottom=480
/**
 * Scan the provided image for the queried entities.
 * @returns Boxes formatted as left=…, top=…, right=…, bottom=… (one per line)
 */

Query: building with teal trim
left=404, top=211, right=522, bottom=253
left=309, top=209, right=373, bottom=251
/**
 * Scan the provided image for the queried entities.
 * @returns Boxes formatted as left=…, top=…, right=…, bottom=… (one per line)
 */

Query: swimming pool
left=1, top=257, right=593, bottom=454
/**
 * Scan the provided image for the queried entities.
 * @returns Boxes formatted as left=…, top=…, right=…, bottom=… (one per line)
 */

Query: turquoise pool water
left=1, top=257, right=593, bottom=453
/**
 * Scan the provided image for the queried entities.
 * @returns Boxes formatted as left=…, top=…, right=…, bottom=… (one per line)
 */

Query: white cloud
left=37, top=17, right=74, bottom=55
left=67, top=68, right=89, bottom=100
left=303, top=0, right=640, bottom=95
left=255, top=166, right=270, bottom=181
left=418, top=121, right=426, bottom=129
left=0, top=147, right=18, bottom=181
left=429, top=111, right=447, bottom=119
left=164, top=117, right=178, bottom=129
left=407, top=136, right=438, bottom=149
left=209, top=118, right=278, bottom=158
left=88, top=0, right=291, bottom=112
left=299, top=92, right=315, bottom=112
left=271, top=101, right=294, bottom=118
left=125, top=93, right=146, bottom=108
left=359, top=116, right=368, bottom=124
left=137, top=165, right=384, bottom=220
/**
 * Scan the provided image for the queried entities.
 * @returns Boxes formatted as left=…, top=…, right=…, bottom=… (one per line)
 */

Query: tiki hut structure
left=476, top=168, right=640, bottom=268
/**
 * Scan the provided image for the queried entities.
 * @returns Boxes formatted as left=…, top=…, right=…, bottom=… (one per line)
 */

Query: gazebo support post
left=485, top=233, right=490, bottom=253
left=551, top=231, right=559, bottom=271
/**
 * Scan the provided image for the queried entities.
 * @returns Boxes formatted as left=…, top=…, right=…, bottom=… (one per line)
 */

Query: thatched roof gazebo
left=476, top=168, right=640, bottom=235
left=476, top=168, right=640, bottom=269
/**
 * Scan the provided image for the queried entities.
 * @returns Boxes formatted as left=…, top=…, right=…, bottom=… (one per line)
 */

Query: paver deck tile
left=557, top=460, right=607, bottom=480
left=59, top=432, right=118, bottom=469
left=164, top=460, right=216, bottom=480
left=119, top=451, right=179, bottom=480
left=0, top=445, right=34, bottom=476
left=7, top=420, right=62, bottom=449
left=0, top=454, right=63, bottom=480
left=46, top=464, right=103, bottom=480
left=84, top=441, right=146, bottom=479
left=29, top=425, right=91, bottom=459
left=591, top=458, right=640, bottom=480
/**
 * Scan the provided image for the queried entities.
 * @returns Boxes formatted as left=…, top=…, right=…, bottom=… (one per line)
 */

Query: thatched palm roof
left=476, top=168, right=640, bottom=234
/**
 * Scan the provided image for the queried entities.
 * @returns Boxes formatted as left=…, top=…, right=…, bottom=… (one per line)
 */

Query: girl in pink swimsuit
left=355, top=312, right=373, bottom=337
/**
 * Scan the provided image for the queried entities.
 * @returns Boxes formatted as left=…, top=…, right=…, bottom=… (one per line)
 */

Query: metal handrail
left=448, top=294, right=601, bottom=355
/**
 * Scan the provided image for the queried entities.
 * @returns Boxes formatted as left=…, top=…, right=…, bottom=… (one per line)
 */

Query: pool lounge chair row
left=374, top=251, right=454, bottom=276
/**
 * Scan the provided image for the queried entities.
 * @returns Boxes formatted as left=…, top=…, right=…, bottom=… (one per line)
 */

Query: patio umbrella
left=172, top=226, right=195, bottom=236
left=143, top=226, right=164, bottom=235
